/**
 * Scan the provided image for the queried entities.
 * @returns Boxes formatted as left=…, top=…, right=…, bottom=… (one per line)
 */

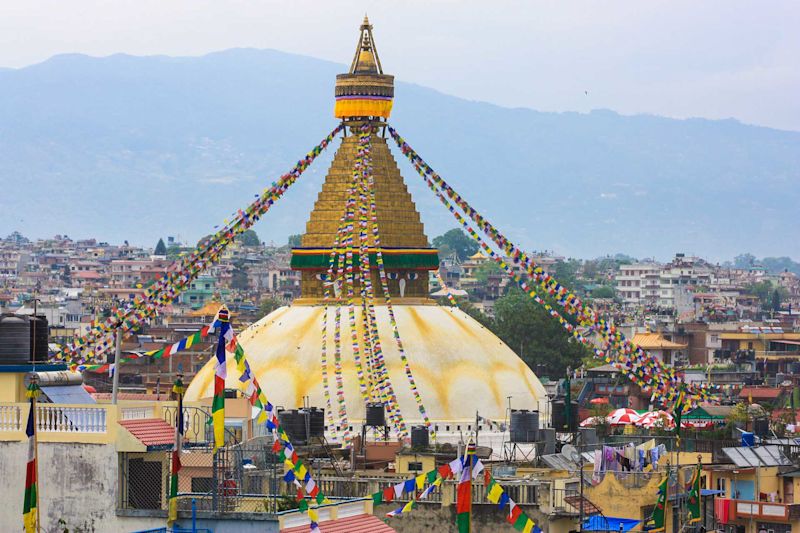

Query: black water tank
left=0, top=314, right=31, bottom=363
left=304, top=407, right=325, bottom=440
left=510, top=409, right=539, bottom=442
left=30, top=315, right=48, bottom=362
left=277, top=409, right=307, bottom=444
left=411, top=426, right=429, bottom=448
left=551, top=400, right=578, bottom=432
left=753, top=417, right=769, bottom=437
left=365, top=402, right=386, bottom=426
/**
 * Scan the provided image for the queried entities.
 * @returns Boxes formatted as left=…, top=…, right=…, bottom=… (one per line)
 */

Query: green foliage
left=725, top=402, right=749, bottom=428
left=491, top=287, right=590, bottom=378
left=734, top=253, right=757, bottom=268
left=239, top=229, right=261, bottom=247
left=746, top=281, right=788, bottom=310
left=287, top=234, right=303, bottom=248
left=552, top=260, right=580, bottom=291
left=474, top=261, right=503, bottom=283
left=166, top=244, right=185, bottom=259
left=771, top=289, right=782, bottom=311
left=259, top=296, right=283, bottom=317
left=591, top=285, right=615, bottom=299
left=154, top=238, right=167, bottom=256
left=432, top=228, right=479, bottom=261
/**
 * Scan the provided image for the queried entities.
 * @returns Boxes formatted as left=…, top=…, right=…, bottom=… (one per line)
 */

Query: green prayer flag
left=513, top=512, right=528, bottom=532
left=315, top=492, right=325, bottom=505
left=687, top=465, right=701, bottom=523
left=645, top=475, right=668, bottom=531
left=297, top=499, right=308, bottom=512
left=426, top=470, right=438, bottom=484
left=372, top=491, right=383, bottom=505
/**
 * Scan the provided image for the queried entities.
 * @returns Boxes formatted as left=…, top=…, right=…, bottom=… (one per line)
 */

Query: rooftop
left=282, top=513, right=395, bottom=533
left=118, top=418, right=175, bottom=448
left=630, top=332, right=688, bottom=350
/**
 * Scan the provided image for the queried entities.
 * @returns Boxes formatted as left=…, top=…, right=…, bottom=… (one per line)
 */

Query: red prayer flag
left=508, top=505, right=522, bottom=524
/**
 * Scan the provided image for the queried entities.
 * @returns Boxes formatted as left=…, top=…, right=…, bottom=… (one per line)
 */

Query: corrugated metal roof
left=722, top=445, right=792, bottom=467
left=119, top=418, right=175, bottom=448
left=41, top=385, right=96, bottom=405
left=282, top=514, right=396, bottom=533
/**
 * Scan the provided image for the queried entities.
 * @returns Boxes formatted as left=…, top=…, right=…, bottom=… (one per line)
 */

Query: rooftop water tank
left=510, top=409, right=539, bottom=443
left=0, top=314, right=31, bottom=364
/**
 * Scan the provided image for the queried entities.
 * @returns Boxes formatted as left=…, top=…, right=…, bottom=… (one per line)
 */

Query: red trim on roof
left=738, top=387, right=782, bottom=399
left=281, top=514, right=396, bottom=533
left=118, top=418, right=175, bottom=446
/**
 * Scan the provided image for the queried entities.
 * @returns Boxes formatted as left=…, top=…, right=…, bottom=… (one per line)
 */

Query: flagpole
left=31, top=373, right=41, bottom=533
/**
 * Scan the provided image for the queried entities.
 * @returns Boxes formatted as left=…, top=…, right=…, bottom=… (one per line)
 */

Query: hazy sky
left=1, top=1, right=798, bottom=131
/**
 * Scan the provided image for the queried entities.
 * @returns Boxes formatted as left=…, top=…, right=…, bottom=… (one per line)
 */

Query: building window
left=407, top=462, right=423, bottom=472
left=191, top=477, right=213, bottom=493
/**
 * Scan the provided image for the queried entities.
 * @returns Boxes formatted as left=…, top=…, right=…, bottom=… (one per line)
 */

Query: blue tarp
left=582, top=516, right=640, bottom=532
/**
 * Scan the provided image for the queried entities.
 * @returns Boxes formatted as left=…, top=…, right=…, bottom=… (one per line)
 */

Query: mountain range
left=0, top=48, right=798, bottom=261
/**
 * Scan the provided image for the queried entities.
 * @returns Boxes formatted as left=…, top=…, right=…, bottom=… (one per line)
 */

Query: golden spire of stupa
left=291, top=18, right=438, bottom=301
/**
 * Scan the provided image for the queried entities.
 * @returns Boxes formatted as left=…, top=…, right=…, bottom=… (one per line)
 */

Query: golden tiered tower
left=291, top=16, right=438, bottom=301
left=185, top=18, right=548, bottom=431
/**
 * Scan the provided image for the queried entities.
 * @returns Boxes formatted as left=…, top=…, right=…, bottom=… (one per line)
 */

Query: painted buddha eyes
left=388, top=272, right=419, bottom=280
left=315, top=273, right=328, bottom=281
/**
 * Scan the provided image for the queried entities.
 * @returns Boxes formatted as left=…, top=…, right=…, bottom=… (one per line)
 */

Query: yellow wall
left=395, top=453, right=436, bottom=475
left=586, top=471, right=671, bottom=525
left=0, top=373, right=26, bottom=402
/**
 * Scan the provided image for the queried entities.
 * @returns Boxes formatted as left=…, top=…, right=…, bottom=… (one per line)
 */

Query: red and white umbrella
left=638, top=410, right=675, bottom=429
left=607, top=408, right=642, bottom=426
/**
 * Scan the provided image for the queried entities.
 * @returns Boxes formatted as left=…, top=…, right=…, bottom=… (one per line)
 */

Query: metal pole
left=191, top=497, right=197, bottom=533
left=579, top=436, right=584, bottom=533
left=31, top=373, right=41, bottom=533
left=111, top=328, right=121, bottom=405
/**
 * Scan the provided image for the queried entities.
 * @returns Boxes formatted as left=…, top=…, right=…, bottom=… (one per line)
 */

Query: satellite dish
left=562, top=444, right=581, bottom=464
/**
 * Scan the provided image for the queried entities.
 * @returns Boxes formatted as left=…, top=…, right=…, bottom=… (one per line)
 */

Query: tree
left=432, top=229, right=479, bottom=261
left=239, top=229, right=261, bottom=247
left=491, top=287, right=591, bottom=378
left=591, top=285, right=615, bottom=299
left=154, top=238, right=167, bottom=256
left=287, top=234, right=303, bottom=248
left=771, top=289, right=782, bottom=311
left=734, top=253, right=757, bottom=269
left=474, top=261, right=502, bottom=284
left=552, top=260, right=580, bottom=291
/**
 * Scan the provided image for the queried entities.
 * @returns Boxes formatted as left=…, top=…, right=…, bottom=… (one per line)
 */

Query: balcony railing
left=732, top=499, right=800, bottom=521
left=0, top=404, right=22, bottom=431
left=0, top=403, right=111, bottom=435
left=37, top=404, right=107, bottom=433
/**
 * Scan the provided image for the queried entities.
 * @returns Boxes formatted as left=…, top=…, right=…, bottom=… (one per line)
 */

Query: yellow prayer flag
left=308, top=508, right=319, bottom=522
left=522, top=519, right=535, bottom=533
left=416, top=474, right=426, bottom=490
left=487, top=483, right=504, bottom=504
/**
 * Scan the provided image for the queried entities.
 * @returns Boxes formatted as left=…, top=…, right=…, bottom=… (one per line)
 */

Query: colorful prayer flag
left=23, top=382, right=40, bottom=533
left=212, top=307, right=231, bottom=450
left=167, top=375, right=186, bottom=526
